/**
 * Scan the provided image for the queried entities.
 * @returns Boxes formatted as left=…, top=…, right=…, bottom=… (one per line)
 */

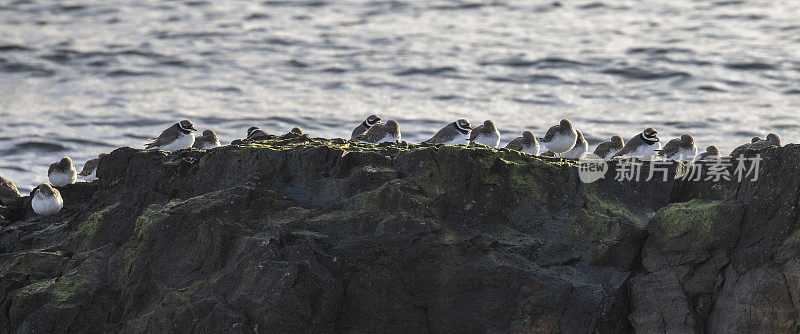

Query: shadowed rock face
left=0, top=135, right=798, bottom=333
left=629, top=146, right=800, bottom=333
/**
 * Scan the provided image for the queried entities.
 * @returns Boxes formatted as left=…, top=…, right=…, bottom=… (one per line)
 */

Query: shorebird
left=145, top=120, right=197, bottom=151
left=78, top=153, right=108, bottom=181
left=351, top=115, right=382, bottom=141
left=658, top=134, right=697, bottom=161
left=469, top=120, right=501, bottom=148
left=192, top=129, right=221, bottom=149
left=695, top=146, right=721, bottom=161
left=423, top=119, right=472, bottom=145
left=505, top=130, right=539, bottom=155
left=356, top=120, right=401, bottom=144
left=246, top=126, right=270, bottom=140
left=48, top=157, right=77, bottom=187
left=31, top=183, right=63, bottom=215
left=562, top=130, right=588, bottom=159
left=730, top=133, right=781, bottom=156
left=593, top=135, right=625, bottom=160
left=539, top=119, right=577, bottom=158
left=613, top=128, right=661, bottom=159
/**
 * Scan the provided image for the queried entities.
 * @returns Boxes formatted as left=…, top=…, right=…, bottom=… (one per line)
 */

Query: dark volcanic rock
left=0, top=176, right=21, bottom=224
left=0, top=137, right=799, bottom=333
left=0, top=176, right=19, bottom=204
left=630, top=144, right=800, bottom=333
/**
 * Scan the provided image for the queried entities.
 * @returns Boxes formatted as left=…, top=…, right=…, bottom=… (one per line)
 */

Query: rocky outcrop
left=630, top=146, right=800, bottom=333
left=0, top=134, right=798, bottom=333
left=0, top=176, right=21, bottom=226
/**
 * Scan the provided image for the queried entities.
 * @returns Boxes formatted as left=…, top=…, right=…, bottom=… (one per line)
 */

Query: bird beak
left=190, top=126, right=197, bottom=131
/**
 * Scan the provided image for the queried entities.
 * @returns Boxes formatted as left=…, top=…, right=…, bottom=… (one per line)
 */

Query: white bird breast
left=473, top=132, right=500, bottom=148
left=159, top=132, right=195, bottom=151
left=562, top=141, right=588, bottom=159
left=201, top=140, right=221, bottom=149
left=378, top=133, right=400, bottom=144
left=443, top=132, right=469, bottom=146
left=670, top=147, right=698, bottom=161
left=49, top=169, right=77, bottom=186
left=32, top=191, right=63, bottom=215
left=83, top=168, right=98, bottom=182
left=629, top=142, right=662, bottom=159
left=544, top=132, right=577, bottom=154
left=521, top=142, right=540, bottom=156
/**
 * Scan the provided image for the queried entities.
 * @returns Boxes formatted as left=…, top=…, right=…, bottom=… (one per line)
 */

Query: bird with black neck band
left=351, top=114, right=382, bottom=141
left=145, top=120, right=197, bottom=151
left=613, top=128, right=661, bottom=159
left=356, top=120, right=401, bottom=144
left=423, top=119, right=472, bottom=145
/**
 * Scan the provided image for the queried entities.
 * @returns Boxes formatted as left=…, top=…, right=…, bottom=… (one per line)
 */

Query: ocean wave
left=577, top=2, right=608, bottom=9
left=0, top=44, right=33, bottom=52
left=58, top=138, right=116, bottom=147
left=479, top=57, right=588, bottom=69
left=106, top=69, right=162, bottom=77
left=486, top=74, right=565, bottom=84
left=601, top=67, right=691, bottom=80
left=1, top=141, right=67, bottom=156
left=0, top=60, right=54, bottom=76
left=626, top=47, right=694, bottom=55
left=262, top=1, right=326, bottom=7
left=511, top=96, right=565, bottom=105
left=245, top=13, right=271, bottom=20
left=0, top=164, right=27, bottom=172
left=394, top=66, right=458, bottom=76
left=322, top=67, right=348, bottom=73
left=431, top=3, right=487, bottom=10
left=723, top=62, right=776, bottom=71
left=697, top=85, right=727, bottom=92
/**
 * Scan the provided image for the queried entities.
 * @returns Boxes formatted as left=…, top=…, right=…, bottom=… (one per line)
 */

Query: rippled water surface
left=2, top=0, right=799, bottom=192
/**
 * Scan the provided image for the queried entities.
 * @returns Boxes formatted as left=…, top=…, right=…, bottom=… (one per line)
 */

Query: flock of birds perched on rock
left=27, top=115, right=785, bottom=216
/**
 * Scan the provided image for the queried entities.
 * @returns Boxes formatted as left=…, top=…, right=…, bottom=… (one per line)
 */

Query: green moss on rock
left=133, top=203, right=174, bottom=239
left=0, top=250, right=67, bottom=277
left=586, top=191, right=645, bottom=228
left=568, top=207, right=622, bottom=252
left=75, top=203, right=120, bottom=249
left=463, top=143, right=577, bottom=169
left=13, top=274, right=92, bottom=309
left=566, top=186, right=649, bottom=258
left=506, top=162, right=550, bottom=203
left=230, top=136, right=411, bottom=154
left=278, top=206, right=318, bottom=221
left=785, top=230, right=800, bottom=245
left=344, top=179, right=434, bottom=218
left=15, top=279, right=55, bottom=296
left=655, top=199, right=721, bottom=238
